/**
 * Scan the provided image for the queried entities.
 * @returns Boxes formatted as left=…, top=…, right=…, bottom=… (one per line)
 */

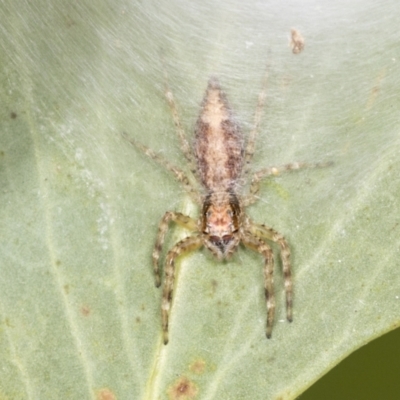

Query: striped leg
left=248, top=220, right=293, bottom=323
left=162, top=235, right=202, bottom=344
left=121, top=132, right=201, bottom=203
left=242, top=232, right=275, bottom=338
left=153, top=211, right=198, bottom=287
left=244, top=161, right=333, bottom=206
left=162, top=67, right=198, bottom=177
left=244, top=65, right=269, bottom=175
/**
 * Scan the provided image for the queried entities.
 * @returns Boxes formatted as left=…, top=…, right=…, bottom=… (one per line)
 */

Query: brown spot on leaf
left=10, top=111, right=17, bottom=119
left=168, top=377, right=198, bottom=400
left=365, top=69, right=386, bottom=110
left=189, top=359, right=206, bottom=374
left=81, top=305, right=91, bottom=316
left=210, top=279, right=218, bottom=296
left=96, top=388, right=116, bottom=400
left=391, top=320, right=400, bottom=330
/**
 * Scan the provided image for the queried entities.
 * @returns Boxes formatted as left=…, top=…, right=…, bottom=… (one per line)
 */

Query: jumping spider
left=123, top=69, right=329, bottom=344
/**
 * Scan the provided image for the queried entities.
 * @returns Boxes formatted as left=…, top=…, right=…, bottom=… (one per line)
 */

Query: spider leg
left=243, top=161, right=333, bottom=206
left=246, top=219, right=293, bottom=323
left=162, top=66, right=198, bottom=177
left=121, top=132, right=201, bottom=204
left=242, top=232, right=275, bottom=338
left=162, top=234, right=203, bottom=344
left=244, top=63, right=269, bottom=175
left=153, top=211, right=198, bottom=287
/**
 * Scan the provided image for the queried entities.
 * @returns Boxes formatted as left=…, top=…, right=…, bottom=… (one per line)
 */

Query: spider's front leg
left=248, top=220, right=293, bottom=322
left=242, top=232, right=275, bottom=338
left=162, top=235, right=202, bottom=344
left=153, top=211, right=198, bottom=287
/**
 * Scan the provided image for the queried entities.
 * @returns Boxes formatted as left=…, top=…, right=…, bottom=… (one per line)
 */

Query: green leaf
left=1, top=1, right=399, bottom=399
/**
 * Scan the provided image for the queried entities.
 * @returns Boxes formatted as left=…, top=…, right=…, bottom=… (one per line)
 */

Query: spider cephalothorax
left=201, top=192, right=242, bottom=259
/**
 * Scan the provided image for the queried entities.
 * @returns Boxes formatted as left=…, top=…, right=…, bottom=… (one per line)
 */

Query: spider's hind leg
left=243, top=161, right=333, bottom=206
left=244, top=64, right=270, bottom=176
left=121, top=132, right=201, bottom=204
left=162, top=65, right=198, bottom=178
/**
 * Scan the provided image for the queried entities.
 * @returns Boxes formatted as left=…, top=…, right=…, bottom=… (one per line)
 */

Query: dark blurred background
left=302, top=327, right=400, bottom=399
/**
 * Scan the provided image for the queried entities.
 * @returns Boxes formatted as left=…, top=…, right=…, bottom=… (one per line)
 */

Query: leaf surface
left=0, top=1, right=399, bottom=399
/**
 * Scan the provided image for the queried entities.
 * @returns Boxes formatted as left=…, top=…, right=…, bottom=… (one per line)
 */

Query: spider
left=123, top=68, right=329, bottom=344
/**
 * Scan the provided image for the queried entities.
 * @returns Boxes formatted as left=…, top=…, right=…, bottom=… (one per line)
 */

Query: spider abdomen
left=194, top=77, right=244, bottom=192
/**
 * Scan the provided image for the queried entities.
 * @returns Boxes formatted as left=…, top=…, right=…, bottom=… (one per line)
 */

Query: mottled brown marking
left=168, top=377, right=198, bottom=400
left=290, top=28, right=305, bottom=54
left=189, top=359, right=206, bottom=374
left=81, top=305, right=91, bottom=316
left=96, top=388, right=116, bottom=400
left=194, top=78, right=244, bottom=192
left=10, top=111, right=17, bottom=119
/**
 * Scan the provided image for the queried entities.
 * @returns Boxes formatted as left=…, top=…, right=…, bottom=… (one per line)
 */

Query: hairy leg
left=121, top=132, right=201, bottom=203
left=162, top=67, right=198, bottom=177
left=162, top=235, right=202, bottom=344
left=153, top=211, right=198, bottom=287
left=244, top=64, right=269, bottom=175
left=247, top=219, right=293, bottom=322
left=243, top=161, right=333, bottom=206
left=242, top=232, right=275, bottom=338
